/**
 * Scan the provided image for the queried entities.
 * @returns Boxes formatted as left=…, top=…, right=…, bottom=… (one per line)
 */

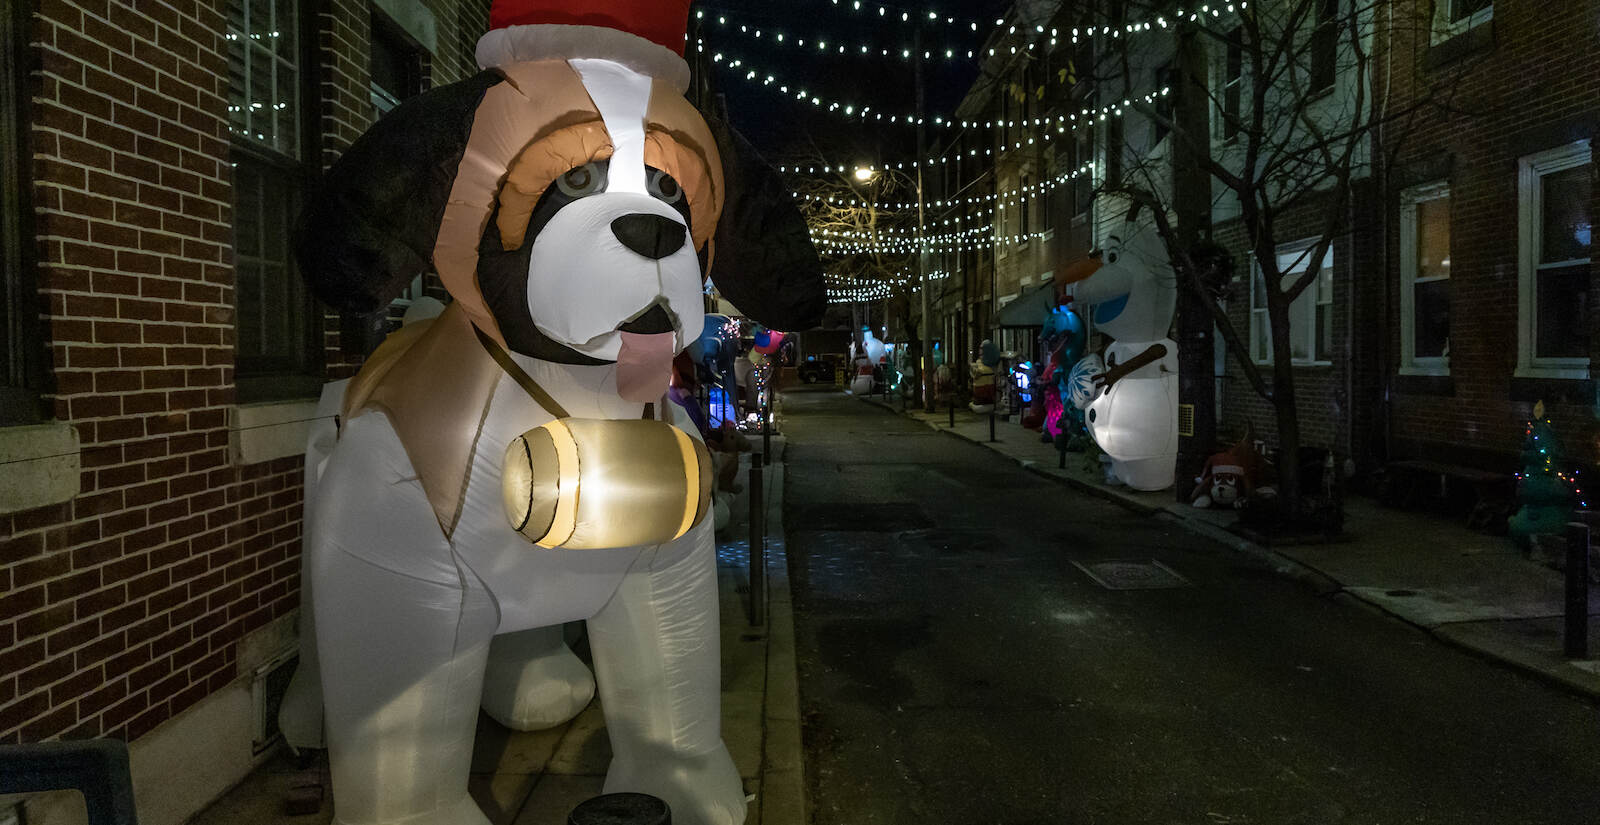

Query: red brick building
left=1376, top=0, right=1598, bottom=471
left=1, top=0, right=487, bottom=820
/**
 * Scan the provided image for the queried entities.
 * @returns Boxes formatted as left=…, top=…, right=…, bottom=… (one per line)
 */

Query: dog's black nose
left=620, top=304, right=675, bottom=334
left=611, top=213, right=686, bottom=260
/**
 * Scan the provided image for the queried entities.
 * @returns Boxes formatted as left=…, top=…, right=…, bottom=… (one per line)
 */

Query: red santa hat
left=476, top=0, right=694, bottom=91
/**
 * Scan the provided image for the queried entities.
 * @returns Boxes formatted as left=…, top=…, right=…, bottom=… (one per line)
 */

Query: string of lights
left=813, top=226, right=1056, bottom=257
left=791, top=161, right=1095, bottom=211
left=696, top=2, right=1250, bottom=60
left=708, top=44, right=1168, bottom=129
left=696, top=13, right=986, bottom=61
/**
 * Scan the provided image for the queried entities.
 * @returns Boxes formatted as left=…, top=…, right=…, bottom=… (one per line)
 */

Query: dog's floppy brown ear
left=704, top=115, right=825, bottom=332
left=295, top=70, right=504, bottom=314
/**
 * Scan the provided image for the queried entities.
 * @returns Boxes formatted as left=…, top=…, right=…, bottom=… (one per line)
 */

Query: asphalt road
left=780, top=388, right=1600, bottom=825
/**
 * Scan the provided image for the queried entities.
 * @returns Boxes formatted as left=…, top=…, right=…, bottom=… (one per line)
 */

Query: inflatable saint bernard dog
left=275, top=1, right=822, bottom=822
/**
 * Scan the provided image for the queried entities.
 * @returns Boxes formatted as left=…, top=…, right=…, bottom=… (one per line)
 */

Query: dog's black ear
left=705, top=116, right=825, bottom=332
left=295, top=70, right=504, bottom=314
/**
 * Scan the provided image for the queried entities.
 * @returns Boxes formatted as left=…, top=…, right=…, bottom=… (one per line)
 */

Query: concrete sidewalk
left=190, top=433, right=802, bottom=824
left=860, top=391, right=1600, bottom=701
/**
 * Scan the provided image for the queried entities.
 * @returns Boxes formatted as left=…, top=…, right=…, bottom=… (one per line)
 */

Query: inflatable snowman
left=850, top=328, right=884, bottom=395
left=1062, top=220, right=1179, bottom=491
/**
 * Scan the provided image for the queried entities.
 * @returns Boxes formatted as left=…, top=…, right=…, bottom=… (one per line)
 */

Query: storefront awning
left=994, top=280, right=1060, bottom=328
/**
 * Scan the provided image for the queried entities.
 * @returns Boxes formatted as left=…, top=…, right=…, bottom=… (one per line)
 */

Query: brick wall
left=1378, top=0, right=1600, bottom=471
left=1, top=0, right=486, bottom=746
left=1215, top=181, right=1381, bottom=463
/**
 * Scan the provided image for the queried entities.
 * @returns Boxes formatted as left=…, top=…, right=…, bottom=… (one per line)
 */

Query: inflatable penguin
left=1060, top=220, right=1179, bottom=491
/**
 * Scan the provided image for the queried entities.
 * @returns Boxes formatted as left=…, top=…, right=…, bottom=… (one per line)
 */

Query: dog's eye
left=556, top=162, right=607, bottom=198
left=648, top=169, right=684, bottom=205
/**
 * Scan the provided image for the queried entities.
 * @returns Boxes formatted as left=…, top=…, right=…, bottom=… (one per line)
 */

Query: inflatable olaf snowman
left=1063, top=219, right=1179, bottom=491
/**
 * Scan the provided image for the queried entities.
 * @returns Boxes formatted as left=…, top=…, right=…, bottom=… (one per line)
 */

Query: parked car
left=798, top=354, right=841, bottom=384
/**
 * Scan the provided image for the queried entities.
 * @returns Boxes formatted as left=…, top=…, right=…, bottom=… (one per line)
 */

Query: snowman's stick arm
left=1096, top=343, right=1170, bottom=390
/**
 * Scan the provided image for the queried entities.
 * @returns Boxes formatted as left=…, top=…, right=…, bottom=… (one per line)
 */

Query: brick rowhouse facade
left=1377, top=0, right=1599, bottom=471
left=1215, top=182, right=1384, bottom=466
left=2, top=0, right=487, bottom=812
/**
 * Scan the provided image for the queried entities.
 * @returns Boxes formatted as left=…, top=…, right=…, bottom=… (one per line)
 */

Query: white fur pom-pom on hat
left=476, top=0, right=693, bottom=91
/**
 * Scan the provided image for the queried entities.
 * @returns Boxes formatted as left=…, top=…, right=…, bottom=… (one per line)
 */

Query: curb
left=859, top=393, right=1600, bottom=702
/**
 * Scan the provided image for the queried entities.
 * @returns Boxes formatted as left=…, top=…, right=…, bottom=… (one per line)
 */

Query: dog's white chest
left=450, top=365, right=658, bottom=631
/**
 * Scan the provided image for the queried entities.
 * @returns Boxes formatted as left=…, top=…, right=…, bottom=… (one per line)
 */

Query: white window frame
left=1431, top=0, right=1492, bottom=45
left=1399, top=181, right=1451, bottom=376
left=1249, top=239, right=1334, bottom=366
left=1516, top=139, right=1592, bottom=380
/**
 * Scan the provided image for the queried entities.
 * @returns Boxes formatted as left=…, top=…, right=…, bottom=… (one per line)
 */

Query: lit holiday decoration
left=1508, top=401, right=1582, bottom=536
left=695, top=13, right=986, bottom=61
left=707, top=43, right=1170, bottom=131
left=790, top=161, right=1094, bottom=210
left=696, top=2, right=1248, bottom=49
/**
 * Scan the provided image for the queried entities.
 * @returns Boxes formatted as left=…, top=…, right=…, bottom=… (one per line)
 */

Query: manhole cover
left=1072, top=559, right=1192, bottom=590
left=786, top=502, right=932, bottom=532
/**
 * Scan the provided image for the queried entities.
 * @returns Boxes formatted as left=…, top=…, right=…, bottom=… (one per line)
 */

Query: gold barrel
left=502, top=419, right=713, bottom=549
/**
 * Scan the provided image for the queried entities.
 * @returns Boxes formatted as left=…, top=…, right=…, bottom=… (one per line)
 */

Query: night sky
left=693, top=0, right=1017, bottom=169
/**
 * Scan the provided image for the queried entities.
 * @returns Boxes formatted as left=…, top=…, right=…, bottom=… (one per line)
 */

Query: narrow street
left=782, top=388, right=1600, bottom=825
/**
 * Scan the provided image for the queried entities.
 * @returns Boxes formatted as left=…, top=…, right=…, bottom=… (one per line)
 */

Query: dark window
left=1534, top=165, right=1591, bottom=360
left=1448, top=0, right=1491, bottom=24
left=1310, top=0, right=1337, bottom=93
left=370, top=11, right=425, bottom=119
left=1223, top=27, right=1243, bottom=141
left=1107, top=110, right=1124, bottom=187
left=1072, top=128, right=1092, bottom=216
left=1, top=0, right=42, bottom=424
left=227, top=0, right=320, bottom=400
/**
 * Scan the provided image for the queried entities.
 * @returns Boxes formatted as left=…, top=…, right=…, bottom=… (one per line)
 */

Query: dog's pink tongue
left=617, top=331, right=676, bottom=402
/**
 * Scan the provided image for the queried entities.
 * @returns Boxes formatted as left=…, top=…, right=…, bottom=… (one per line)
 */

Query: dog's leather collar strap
left=473, top=324, right=572, bottom=419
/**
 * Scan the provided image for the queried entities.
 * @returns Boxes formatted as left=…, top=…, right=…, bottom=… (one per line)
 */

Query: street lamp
left=853, top=166, right=876, bottom=183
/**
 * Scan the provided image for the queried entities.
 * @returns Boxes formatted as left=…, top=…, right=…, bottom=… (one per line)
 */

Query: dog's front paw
left=604, top=746, right=746, bottom=825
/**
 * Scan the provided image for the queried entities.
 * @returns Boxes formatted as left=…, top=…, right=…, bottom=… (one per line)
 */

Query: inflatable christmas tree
left=1508, top=401, right=1576, bottom=537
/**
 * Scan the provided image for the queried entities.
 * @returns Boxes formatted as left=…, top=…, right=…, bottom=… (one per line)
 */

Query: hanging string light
left=790, top=161, right=1095, bottom=211
left=695, top=3, right=1249, bottom=59
left=710, top=42, right=1170, bottom=132
left=696, top=13, right=986, bottom=61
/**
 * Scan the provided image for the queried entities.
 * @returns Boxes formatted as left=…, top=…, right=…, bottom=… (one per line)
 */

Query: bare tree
left=1079, top=0, right=1463, bottom=513
left=786, top=160, right=921, bottom=340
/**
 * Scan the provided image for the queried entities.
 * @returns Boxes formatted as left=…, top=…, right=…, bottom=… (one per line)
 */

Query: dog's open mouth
left=619, top=304, right=676, bottom=335
left=615, top=303, right=678, bottom=402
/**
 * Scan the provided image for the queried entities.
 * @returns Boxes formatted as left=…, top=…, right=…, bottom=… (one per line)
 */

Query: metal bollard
left=988, top=411, right=996, bottom=442
left=948, top=397, right=955, bottom=427
left=570, top=793, right=670, bottom=825
left=1566, top=521, right=1590, bottom=659
left=748, top=459, right=765, bottom=626
left=762, top=405, right=771, bottom=466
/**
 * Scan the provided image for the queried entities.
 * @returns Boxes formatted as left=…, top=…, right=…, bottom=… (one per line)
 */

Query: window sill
left=229, top=399, right=322, bottom=466
left=1427, top=17, right=1494, bottom=67
left=0, top=422, right=80, bottom=515
left=1514, top=363, right=1590, bottom=382
left=1398, top=364, right=1450, bottom=378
